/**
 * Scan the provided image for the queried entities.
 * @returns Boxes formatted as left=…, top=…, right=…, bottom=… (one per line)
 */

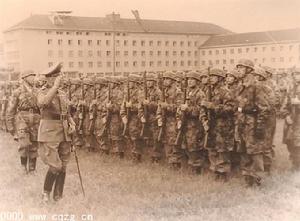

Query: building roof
left=200, top=28, right=300, bottom=48
left=4, top=14, right=231, bottom=35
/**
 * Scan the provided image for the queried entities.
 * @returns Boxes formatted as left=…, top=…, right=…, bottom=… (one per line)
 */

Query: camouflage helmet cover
left=236, top=59, right=254, bottom=69
left=163, top=71, right=178, bottom=81
left=210, top=68, right=226, bottom=78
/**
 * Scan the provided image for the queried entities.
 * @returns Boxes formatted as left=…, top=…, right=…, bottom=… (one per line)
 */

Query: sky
left=0, top=0, right=300, bottom=41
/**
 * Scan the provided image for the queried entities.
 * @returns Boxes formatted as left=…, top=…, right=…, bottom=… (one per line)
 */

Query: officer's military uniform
left=6, top=71, right=41, bottom=173
left=37, top=63, right=76, bottom=202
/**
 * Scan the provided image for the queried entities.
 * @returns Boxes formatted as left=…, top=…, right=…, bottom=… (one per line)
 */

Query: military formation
left=0, top=58, right=299, bottom=203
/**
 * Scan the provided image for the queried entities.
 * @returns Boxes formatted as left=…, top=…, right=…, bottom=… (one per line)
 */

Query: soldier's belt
left=41, top=114, right=67, bottom=120
left=18, top=108, right=39, bottom=114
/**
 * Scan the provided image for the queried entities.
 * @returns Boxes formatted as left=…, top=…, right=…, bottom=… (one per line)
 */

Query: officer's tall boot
left=53, top=171, right=66, bottom=201
left=42, top=170, right=57, bottom=203
left=20, top=157, right=27, bottom=173
left=28, top=158, right=37, bottom=173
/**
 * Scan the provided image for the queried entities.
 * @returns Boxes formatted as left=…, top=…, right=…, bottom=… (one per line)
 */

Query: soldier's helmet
left=210, top=68, right=226, bottom=78
left=146, top=72, right=157, bottom=82
left=226, top=68, right=240, bottom=79
left=253, top=67, right=267, bottom=79
left=187, top=71, right=201, bottom=81
left=128, top=73, right=141, bottom=83
left=163, top=71, right=178, bottom=81
left=21, top=70, right=35, bottom=79
left=262, top=66, right=275, bottom=77
left=236, top=59, right=254, bottom=70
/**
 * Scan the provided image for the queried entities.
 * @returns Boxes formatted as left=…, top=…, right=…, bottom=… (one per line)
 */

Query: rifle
left=204, top=67, right=211, bottom=148
left=122, top=75, right=130, bottom=136
left=78, top=82, right=85, bottom=135
left=157, top=73, right=165, bottom=142
left=140, top=71, right=148, bottom=137
left=73, top=148, right=85, bottom=197
left=175, top=73, right=187, bottom=145
left=88, top=81, right=99, bottom=135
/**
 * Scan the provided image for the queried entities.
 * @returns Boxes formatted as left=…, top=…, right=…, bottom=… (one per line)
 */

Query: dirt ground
left=0, top=120, right=300, bottom=221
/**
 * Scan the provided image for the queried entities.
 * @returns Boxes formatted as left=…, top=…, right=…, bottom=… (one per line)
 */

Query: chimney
left=106, top=12, right=121, bottom=22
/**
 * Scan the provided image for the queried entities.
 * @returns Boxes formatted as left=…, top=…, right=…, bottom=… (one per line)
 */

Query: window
left=105, top=32, right=111, bottom=36
left=68, top=51, right=73, bottom=57
left=132, top=40, right=137, bottom=46
left=97, top=61, right=102, bottom=67
left=149, top=41, right=153, bottom=46
left=180, top=61, right=184, bottom=66
left=157, top=41, right=161, bottom=46
left=141, top=40, right=145, bottom=46
left=158, top=61, right=162, bottom=67
left=88, top=62, right=93, bottom=68
left=173, top=41, right=177, bottom=47
left=194, top=51, right=198, bottom=57
left=124, top=51, right=129, bottom=56
left=106, top=62, right=111, bottom=67
left=188, top=51, right=191, bottom=57
left=69, top=62, right=74, bottom=68
left=78, top=62, right=83, bottom=68
left=149, top=51, right=154, bottom=56
left=76, top=32, right=82, bottom=35
left=133, top=51, right=137, bottom=56
left=116, top=51, right=120, bottom=57
left=222, top=49, right=226, bottom=54
left=48, top=39, right=52, bottom=45
left=202, top=51, right=206, bottom=56
left=124, top=40, right=128, bottom=46
left=238, top=48, right=242, bottom=53
left=188, top=41, right=191, bottom=47
left=78, top=50, right=83, bottom=57
left=216, top=50, right=219, bottom=55
left=48, top=62, right=53, bottom=67
left=216, top=60, right=220, bottom=65
left=271, top=57, right=276, bottom=62
left=48, top=50, right=53, bottom=57
left=124, top=61, right=129, bottom=67
left=106, top=40, right=110, bottom=46
left=149, top=61, right=154, bottom=67
left=97, top=50, right=101, bottom=57
left=165, top=41, right=169, bottom=46
left=141, top=51, right=146, bottom=56
left=173, top=51, right=177, bottom=56
left=68, top=40, right=72, bottom=45
left=194, top=41, right=198, bottom=47
left=254, top=47, right=258, bottom=52
left=209, top=60, right=213, bottom=65
left=223, top=59, right=227, bottom=64
left=201, top=61, right=206, bottom=66
left=141, top=61, right=146, bottom=67
left=116, top=40, right=120, bottom=46
left=188, top=60, right=192, bottom=66
left=230, top=49, right=234, bottom=54
left=194, top=61, right=198, bottom=66
left=58, top=50, right=63, bottom=57
left=97, top=40, right=101, bottom=45
left=181, top=51, right=184, bottom=56
left=246, top=48, right=250, bottom=53
left=133, top=61, right=138, bottom=67
left=88, top=40, right=92, bottom=46
left=158, top=51, right=162, bottom=56
left=116, top=62, right=121, bottom=67
left=165, top=51, right=169, bottom=56
left=106, top=51, right=111, bottom=56
left=209, top=50, right=212, bottom=55
left=180, top=41, right=184, bottom=47
left=78, top=40, right=82, bottom=45
left=88, top=50, right=93, bottom=57
left=58, top=39, right=63, bottom=45
left=173, top=61, right=177, bottom=66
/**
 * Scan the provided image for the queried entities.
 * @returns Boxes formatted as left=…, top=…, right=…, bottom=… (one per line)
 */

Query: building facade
left=199, top=29, right=300, bottom=71
left=2, top=13, right=229, bottom=75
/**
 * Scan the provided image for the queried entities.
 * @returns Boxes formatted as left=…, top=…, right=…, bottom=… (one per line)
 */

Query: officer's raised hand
left=54, top=75, right=63, bottom=89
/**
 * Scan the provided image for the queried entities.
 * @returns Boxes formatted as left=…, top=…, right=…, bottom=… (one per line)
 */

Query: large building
left=199, top=28, right=300, bottom=71
left=2, top=12, right=230, bottom=75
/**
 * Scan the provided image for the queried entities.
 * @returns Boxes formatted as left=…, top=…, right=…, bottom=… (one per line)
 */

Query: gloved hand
left=201, top=101, right=215, bottom=109
left=68, top=123, right=76, bottom=135
left=126, top=101, right=132, bottom=108
left=285, top=115, right=293, bottom=125
left=106, top=102, right=112, bottom=109
left=159, top=101, right=168, bottom=109
left=122, top=116, right=128, bottom=125
left=102, top=117, right=107, bottom=124
left=141, top=116, right=146, bottom=123
left=177, top=120, right=182, bottom=129
left=203, top=120, right=209, bottom=132
left=157, top=118, right=163, bottom=127
left=143, top=99, right=150, bottom=105
left=180, top=103, right=188, bottom=112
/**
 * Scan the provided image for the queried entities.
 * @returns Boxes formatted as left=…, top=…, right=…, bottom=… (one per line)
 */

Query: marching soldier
left=6, top=71, right=41, bottom=173
left=36, top=63, right=76, bottom=202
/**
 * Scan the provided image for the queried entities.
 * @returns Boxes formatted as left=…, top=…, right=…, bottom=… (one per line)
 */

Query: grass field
left=0, top=120, right=300, bottom=221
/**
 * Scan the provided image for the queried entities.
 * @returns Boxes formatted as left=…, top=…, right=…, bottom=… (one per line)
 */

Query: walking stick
left=73, top=148, right=85, bottom=197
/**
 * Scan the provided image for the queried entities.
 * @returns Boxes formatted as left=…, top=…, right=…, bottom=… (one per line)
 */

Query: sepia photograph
left=0, top=0, right=300, bottom=220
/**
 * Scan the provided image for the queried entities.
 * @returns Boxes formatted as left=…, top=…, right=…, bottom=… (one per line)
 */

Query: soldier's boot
left=151, top=157, right=161, bottom=164
left=100, top=149, right=109, bottom=155
left=171, top=163, right=181, bottom=171
left=20, top=157, right=28, bottom=172
left=191, top=166, right=202, bottom=175
left=116, top=152, right=124, bottom=159
left=53, top=171, right=66, bottom=201
left=132, top=153, right=142, bottom=163
left=28, top=158, right=37, bottom=173
left=42, top=170, right=58, bottom=203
